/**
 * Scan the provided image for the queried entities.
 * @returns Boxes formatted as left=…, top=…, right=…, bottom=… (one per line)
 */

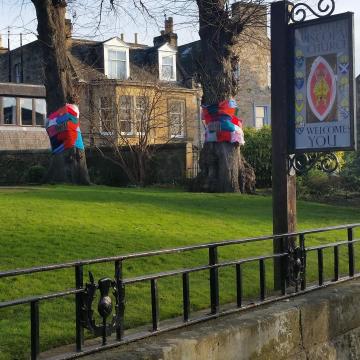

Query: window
left=108, top=50, right=127, bottom=79
left=161, top=55, right=175, bottom=81
left=35, top=99, right=46, bottom=126
left=99, top=97, right=114, bottom=134
left=255, top=105, right=270, bottom=129
left=158, top=44, right=177, bottom=81
left=119, top=96, right=133, bottom=135
left=20, top=98, right=33, bottom=126
left=134, top=96, right=149, bottom=135
left=1, top=97, right=46, bottom=126
left=169, top=100, right=185, bottom=138
left=3, top=97, right=16, bottom=125
left=103, top=38, right=130, bottom=79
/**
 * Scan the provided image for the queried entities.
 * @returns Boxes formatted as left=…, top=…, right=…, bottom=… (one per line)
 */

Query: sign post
left=271, top=0, right=356, bottom=290
left=271, top=1, right=297, bottom=290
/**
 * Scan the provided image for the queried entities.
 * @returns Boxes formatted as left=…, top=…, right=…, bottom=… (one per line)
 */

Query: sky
left=0, top=0, right=359, bottom=75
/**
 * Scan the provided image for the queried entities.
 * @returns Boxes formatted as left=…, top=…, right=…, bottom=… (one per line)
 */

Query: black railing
left=0, top=224, right=359, bottom=359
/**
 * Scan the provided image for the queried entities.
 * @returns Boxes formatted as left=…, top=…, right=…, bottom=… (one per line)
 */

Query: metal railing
left=0, top=224, right=359, bottom=359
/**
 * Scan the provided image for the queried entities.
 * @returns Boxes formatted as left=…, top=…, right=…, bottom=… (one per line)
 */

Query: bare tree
left=84, top=73, right=194, bottom=186
left=191, top=1, right=267, bottom=192
left=31, top=0, right=90, bottom=184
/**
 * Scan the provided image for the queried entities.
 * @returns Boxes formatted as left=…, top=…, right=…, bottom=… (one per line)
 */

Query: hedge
left=242, top=126, right=272, bottom=188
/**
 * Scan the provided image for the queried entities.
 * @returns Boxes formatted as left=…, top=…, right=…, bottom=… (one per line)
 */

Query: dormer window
left=161, top=55, right=175, bottom=80
left=158, top=43, right=177, bottom=81
left=103, top=37, right=130, bottom=80
left=108, top=50, right=127, bottom=79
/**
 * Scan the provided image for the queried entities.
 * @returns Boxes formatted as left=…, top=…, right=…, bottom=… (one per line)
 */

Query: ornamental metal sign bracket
left=288, top=152, right=339, bottom=175
left=287, top=0, right=356, bottom=175
left=81, top=272, right=122, bottom=346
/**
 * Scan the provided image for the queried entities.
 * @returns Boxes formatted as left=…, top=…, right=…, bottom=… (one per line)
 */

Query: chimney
left=120, top=33, right=124, bottom=41
left=65, top=19, right=72, bottom=38
left=134, top=33, right=138, bottom=44
left=153, top=17, right=177, bottom=47
left=165, top=17, right=173, bottom=34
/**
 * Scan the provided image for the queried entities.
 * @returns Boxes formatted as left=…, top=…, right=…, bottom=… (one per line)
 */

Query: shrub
left=242, top=126, right=272, bottom=188
left=338, top=151, right=360, bottom=191
left=26, top=165, right=46, bottom=184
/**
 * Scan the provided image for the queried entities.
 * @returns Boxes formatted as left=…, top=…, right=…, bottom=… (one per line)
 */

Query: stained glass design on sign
left=293, top=15, right=354, bottom=152
left=294, top=49, right=306, bottom=135
left=307, top=56, right=336, bottom=122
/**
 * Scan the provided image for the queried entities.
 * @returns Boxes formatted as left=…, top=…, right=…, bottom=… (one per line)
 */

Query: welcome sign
left=291, top=13, right=355, bottom=152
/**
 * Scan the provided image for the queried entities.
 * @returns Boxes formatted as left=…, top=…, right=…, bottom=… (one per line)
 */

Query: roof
left=68, top=37, right=192, bottom=87
left=1, top=35, right=194, bottom=88
left=178, top=41, right=202, bottom=80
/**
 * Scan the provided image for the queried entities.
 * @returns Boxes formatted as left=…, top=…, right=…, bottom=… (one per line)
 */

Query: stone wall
left=82, top=279, right=360, bottom=360
left=0, top=126, right=50, bottom=151
left=0, top=143, right=193, bottom=185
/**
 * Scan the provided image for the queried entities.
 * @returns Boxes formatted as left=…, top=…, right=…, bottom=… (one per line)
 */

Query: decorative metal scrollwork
left=289, top=152, right=339, bottom=175
left=81, top=272, right=121, bottom=345
left=289, top=0, right=335, bottom=23
left=287, top=246, right=304, bottom=288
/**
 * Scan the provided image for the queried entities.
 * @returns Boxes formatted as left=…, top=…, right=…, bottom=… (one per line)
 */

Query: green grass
left=0, top=185, right=359, bottom=359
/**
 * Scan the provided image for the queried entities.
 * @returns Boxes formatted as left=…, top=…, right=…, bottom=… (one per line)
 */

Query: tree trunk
left=32, top=0, right=90, bottom=185
left=192, top=143, right=256, bottom=193
left=193, top=0, right=254, bottom=193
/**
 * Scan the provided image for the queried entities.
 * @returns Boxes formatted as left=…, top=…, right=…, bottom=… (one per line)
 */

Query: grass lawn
left=0, top=185, right=359, bottom=359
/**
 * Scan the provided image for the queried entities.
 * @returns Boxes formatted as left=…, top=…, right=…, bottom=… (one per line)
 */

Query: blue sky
left=0, top=0, right=359, bottom=75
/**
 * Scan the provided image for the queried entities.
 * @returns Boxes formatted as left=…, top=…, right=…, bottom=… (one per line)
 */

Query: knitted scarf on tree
left=202, top=99, right=245, bottom=145
left=46, top=104, right=85, bottom=154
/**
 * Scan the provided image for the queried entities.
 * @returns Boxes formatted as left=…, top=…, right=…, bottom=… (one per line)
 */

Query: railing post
left=299, top=234, right=306, bottom=290
left=209, top=246, right=219, bottom=314
left=259, top=259, right=266, bottom=301
left=348, top=227, right=355, bottom=277
left=151, top=279, right=159, bottom=331
left=75, top=264, right=84, bottom=352
left=280, top=243, right=287, bottom=296
left=334, top=245, right=339, bottom=281
left=182, top=272, right=190, bottom=322
left=115, top=260, right=125, bottom=341
left=30, top=300, right=40, bottom=360
left=318, top=249, right=324, bottom=286
left=236, top=264, right=242, bottom=307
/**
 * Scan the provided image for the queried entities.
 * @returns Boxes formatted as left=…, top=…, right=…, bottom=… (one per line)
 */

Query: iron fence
left=0, top=224, right=359, bottom=359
